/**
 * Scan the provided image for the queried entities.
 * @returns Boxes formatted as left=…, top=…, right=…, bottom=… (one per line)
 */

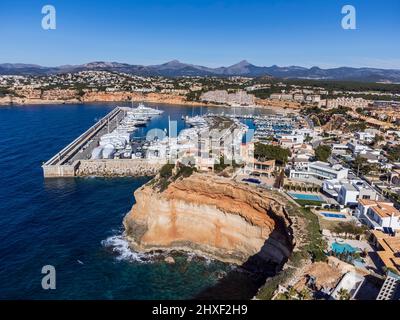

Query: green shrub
left=295, top=199, right=322, bottom=207
left=254, top=143, right=291, bottom=166
left=314, top=145, right=332, bottom=162
left=160, top=164, right=175, bottom=179
left=175, top=165, right=197, bottom=179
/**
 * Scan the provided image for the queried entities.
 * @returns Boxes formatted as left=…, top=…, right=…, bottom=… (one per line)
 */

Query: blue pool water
left=331, top=242, right=358, bottom=254
left=0, top=103, right=275, bottom=300
left=288, top=193, right=322, bottom=202
left=321, top=213, right=347, bottom=219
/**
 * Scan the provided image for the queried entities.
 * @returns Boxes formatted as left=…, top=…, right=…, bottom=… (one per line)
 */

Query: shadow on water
left=194, top=214, right=294, bottom=300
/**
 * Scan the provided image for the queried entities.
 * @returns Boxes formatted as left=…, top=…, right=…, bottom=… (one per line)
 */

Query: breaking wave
left=101, top=234, right=155, bottom=263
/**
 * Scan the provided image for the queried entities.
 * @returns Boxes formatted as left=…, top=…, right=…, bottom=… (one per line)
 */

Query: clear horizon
left=0, top=0, right=399, bottom=69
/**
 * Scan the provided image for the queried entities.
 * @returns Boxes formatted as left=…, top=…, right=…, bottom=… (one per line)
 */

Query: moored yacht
left=130, top=103, right=163, bottom=116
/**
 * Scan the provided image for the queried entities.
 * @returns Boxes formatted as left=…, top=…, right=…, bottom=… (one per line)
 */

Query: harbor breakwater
left=43, top=159, right=164, bottom=178
left=76, top=159, right=163, bottom=177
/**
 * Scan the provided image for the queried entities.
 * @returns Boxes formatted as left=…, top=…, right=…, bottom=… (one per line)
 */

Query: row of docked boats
left=90, top=104, right=163, bottom=159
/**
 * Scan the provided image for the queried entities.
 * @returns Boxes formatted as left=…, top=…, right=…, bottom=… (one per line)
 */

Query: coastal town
left=31, top=69, right=400, bottom=301
left=1, top=70, right=400, bottom=114
left=3, top=0, right=400, bottom=309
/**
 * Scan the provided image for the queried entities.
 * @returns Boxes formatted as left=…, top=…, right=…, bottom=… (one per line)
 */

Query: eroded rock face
left=123, top=174, right=293, bottom=265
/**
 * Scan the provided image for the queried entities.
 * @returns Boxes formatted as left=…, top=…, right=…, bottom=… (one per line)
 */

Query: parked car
left=242, top=178, right=261, bottom=185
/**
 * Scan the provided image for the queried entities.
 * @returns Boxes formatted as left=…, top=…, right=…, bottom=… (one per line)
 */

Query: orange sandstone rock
left=124, top=174, right=293, bottom=265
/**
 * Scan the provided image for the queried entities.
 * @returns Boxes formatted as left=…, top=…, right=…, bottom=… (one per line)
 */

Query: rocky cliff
left=0, top=90, right=211, bottom=107
left=123, top=174, right=293, bottom=265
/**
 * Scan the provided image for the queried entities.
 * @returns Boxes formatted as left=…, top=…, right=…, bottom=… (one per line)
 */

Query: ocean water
left=0, top=102, right=274, bottom=300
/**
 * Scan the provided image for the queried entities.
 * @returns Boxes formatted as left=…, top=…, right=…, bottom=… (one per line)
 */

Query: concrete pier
left=42, top=107, right=163, bottom=178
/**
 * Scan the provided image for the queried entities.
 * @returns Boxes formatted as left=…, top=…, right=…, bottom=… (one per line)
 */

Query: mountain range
left=1, top=60, right=400, bottom=83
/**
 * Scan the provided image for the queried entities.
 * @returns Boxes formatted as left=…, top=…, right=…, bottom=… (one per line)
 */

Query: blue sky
left=0, top=0, right=399, bottom=68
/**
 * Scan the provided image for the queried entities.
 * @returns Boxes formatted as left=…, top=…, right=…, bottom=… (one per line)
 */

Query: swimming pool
left=331, top=242, right=358, bottom=254
left=288, top=193, right=322, bottom=202
left=321, top=212, right=347, bottom=219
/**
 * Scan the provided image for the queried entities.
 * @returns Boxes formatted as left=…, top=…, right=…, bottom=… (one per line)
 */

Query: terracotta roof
left=358, top=199, right=400, bottom=218
left=372, top=204, right=400, bottom=218
left=254, top=159, right=276, bottom=166
left=358, top=199, right=379, bottom=206
left=372, top=230, right=400, bottom=273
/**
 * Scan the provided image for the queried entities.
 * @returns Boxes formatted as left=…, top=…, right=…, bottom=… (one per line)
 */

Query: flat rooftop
left=310, top=161, right=346, bottom=172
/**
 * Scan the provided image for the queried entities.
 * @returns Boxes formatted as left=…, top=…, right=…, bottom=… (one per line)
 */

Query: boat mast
left=168, top=116, right=171, bottom=146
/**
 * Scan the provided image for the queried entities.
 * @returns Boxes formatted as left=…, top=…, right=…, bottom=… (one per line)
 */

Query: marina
left=42, top=103, right=301, bottom=178
left=1, top=103, right=239, bottom=300
left=42, top=103, right=164, bottom=177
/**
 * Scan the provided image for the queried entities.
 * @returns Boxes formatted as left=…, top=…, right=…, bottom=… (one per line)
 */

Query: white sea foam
left=102, top=234, right=225, bottom=266
left=101, top=235, right=153, bottom=263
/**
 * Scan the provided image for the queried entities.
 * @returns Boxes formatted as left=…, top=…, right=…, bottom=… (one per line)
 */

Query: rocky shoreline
left=123, top=173, right=294, bottom=266
left=0, top=91, right=299, bottom=113
left=0, top=91, right=215, bottom=107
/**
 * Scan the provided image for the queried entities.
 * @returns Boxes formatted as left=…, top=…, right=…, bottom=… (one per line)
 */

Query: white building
left=322, top=179, right=378, bottom=206
left=330, top=272, right=365, bottom=300
left=293, top=128, right=316, bottom=139
left=331, top=144, right=349, bottom=155
left=347, top=142, right=372, bottom=155
left=325, top=97, right=371, bottom=109
left=306, top=94, right=321, bottom=104
left=280, top=134, right=304, bottom=144
left=356, top=199, right=400, bottom=231
left=376, top=271, right=400, bottom=300
left=290, top=161, right=348, bottom=181
left=291, top=155, right=311, bottom=171
left=356, top=131, right=376, bottom=143
left=293, top=93, right=305, bottom=102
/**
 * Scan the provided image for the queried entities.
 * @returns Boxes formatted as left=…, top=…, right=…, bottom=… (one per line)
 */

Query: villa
left=244, top=159, right=275, bottom=178
left=322, top=179, right=378, bottom=206
left=356, top=199, right=400, bottom=232
left=355, top=131, right=376, bottom=144
left=331, top=144, right=350, bottom=155
left=289, top=161, right=348, bottom=181
left=347, top=142, right=372, bottom=155
left=370, top=230, right=400, bottom=277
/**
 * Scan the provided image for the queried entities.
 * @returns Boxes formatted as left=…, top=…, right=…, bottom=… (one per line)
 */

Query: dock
left=42, top=107, right=163, bottom=178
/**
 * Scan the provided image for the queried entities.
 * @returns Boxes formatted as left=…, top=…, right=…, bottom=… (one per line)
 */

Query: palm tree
left=298, top=288, right=312, bottom=300
left=286, top=287, right=298, bottom=300
left=337, top=288, right=351, bottom=300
